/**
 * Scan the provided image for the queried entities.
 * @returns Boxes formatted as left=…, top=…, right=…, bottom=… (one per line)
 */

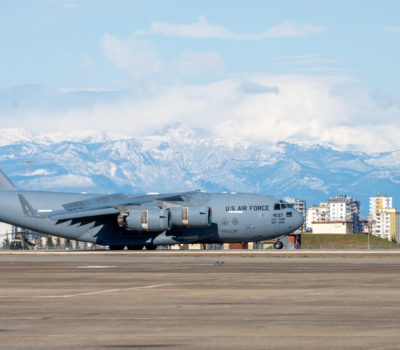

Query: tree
left=2, top=235, right=10, bottom=250
left=46, top=235, right=54, bottom=249
left=56, top=237, right=61, bottom=249
left=65, top=238, right=72, bottom=250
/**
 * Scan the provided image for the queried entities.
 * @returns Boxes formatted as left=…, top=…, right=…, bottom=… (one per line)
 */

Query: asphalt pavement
left=1, top=252, right=400, bottom=349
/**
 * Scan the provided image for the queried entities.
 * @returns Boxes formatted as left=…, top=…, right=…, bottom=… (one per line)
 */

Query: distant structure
left=369, top=194, right=396, bottom=241
left=369, top=194, right=393, bottom=219
left=311, top=221, right=353, bottom=235
left=396, top=212, right=400, bottom=243
left=306, top=203, right=328, bottom=231
left=327, top=195, right=360, bottom=233
left=306, top=195, right=361, bottom=234
left=0, top=221, right=14, bottom=248
left=284, top=198, right=306, bottom=233
left=358, top=218, right=370, bottom=234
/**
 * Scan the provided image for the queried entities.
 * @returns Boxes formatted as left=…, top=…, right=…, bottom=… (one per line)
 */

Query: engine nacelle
left=118, top=209, right=171, bottom=232
left=169, top=206, right=212, bottom=228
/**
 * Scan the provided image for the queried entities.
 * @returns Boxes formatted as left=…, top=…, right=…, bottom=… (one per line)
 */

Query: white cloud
left=31, top=175, right=94, bottom=190
left=147, top=15, right=234, bottom=38
left=135, top=16, right=325, bottom=39
left=101, top=34, right=226, bottom=81
left=174, top=50, right=225, bottom=78
left=273, top=54, right=350, bottom=73
left=274, top=55, right=339, bottom=65
left=4, top=75, right=400, bottom=153
left=262, top=21, right=325, bottom=38
left=101, top=34, right=164, bottom=79
left=385, top=26, right=400, bottom=33
left=31, top=169, right=56, bottom=176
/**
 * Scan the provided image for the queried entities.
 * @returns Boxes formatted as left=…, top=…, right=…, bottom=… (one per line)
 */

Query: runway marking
left=77, top=265, right=117, bottom=269
left=36, top=283, right=173, bottom=298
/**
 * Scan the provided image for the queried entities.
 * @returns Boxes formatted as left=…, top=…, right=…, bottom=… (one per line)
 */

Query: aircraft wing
left=18, top=192, right=188, bottom=221
left=50, top=208, right=121, bottom=220
left=61, top=193, right=187, bottom=211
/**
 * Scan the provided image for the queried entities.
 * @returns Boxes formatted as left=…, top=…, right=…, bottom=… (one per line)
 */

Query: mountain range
left=1, top=124, right=399, bottom=217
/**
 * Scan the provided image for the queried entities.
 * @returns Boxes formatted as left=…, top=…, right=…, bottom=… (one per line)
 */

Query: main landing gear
left=273, top=240, right=283, bottom=250
left=109, top=245, right=157, bottom=251
left=126, top=245, right=144, bottom=250
left=109, top=245, right=125, bottom=251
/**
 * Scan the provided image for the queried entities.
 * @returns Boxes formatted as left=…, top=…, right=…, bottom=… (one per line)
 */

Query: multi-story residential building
left=369, top=194, right=393, bottom=221
left=284, top=198, right=306, bottom=233
left=375, top=208, right=396, bottom=241
left=306, top=203, right=328, bottom=231
left=395, top=212, right=400, bottom=243
left=369, top=194, right=396, bottom=240
left=359, top=218, right=370, bottom=234
left=327, top=195, right=360, bottom=233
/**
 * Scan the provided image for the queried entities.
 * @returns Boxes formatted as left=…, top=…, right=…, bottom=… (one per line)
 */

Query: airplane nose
left=294, top=210, right=304, bottom=230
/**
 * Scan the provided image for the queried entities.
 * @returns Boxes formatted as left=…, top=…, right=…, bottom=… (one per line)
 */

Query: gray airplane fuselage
left=0, top=189, right=303, bottom=247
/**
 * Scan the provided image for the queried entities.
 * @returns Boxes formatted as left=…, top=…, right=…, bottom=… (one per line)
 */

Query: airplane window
left=286, top=212, right=292, bottom=217
left=281, top=204, right=286, bottom=209
left=274, top=204, right=280, bottom=210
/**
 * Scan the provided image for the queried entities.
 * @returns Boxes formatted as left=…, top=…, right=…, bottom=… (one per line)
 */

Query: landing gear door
left=245, top=224, right=253, bottom=235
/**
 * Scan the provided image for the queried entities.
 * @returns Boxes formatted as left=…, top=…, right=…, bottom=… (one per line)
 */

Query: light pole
left=368, top=220, right=374, bottom=250
left=26, top=160, right=34, bottom=191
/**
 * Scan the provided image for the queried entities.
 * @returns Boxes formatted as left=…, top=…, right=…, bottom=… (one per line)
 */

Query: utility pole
left=26, top=160, right=34, bottom=191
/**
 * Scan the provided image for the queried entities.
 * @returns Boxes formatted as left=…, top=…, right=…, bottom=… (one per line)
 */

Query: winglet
left=0, top=170, right=17, bottom=191
left=18, top=194, right=38, bottom=217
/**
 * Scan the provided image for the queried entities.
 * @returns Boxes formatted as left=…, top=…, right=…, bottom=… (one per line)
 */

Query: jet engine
left=169, top=206, right=212, bottom=228
left=118, top=209, right=171, bottom=232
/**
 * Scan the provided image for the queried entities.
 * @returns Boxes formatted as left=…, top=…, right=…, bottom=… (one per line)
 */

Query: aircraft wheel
left=127, top=245, right=144, bottom=250
left=145, top=244, right=157, bottom=250
left=274, top=241, right=283, bottom=250
left=109, top=245, right=125, bottom=250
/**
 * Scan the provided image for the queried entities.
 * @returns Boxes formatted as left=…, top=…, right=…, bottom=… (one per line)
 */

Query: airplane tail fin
left=18, top=194, right=38, bottom=217
left=0, top=170, right=17, bottom=191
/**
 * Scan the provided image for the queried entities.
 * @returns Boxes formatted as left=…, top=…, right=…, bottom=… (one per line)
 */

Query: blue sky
left=1, top=0, right=400, bottom=152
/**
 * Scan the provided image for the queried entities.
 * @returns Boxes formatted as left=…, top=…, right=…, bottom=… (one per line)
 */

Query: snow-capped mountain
left=1, top=124, right=399, bottom=217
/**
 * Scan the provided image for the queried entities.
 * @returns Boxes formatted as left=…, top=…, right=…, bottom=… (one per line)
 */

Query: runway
left=1, top=253, right=400, bottom=349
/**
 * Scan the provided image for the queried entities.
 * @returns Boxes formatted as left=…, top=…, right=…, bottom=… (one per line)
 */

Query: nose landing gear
left=273, top=240, right=283, bottom=250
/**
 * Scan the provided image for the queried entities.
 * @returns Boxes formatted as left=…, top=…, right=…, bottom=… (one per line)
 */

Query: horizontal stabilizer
left=0, top=170, right=17, bottom=191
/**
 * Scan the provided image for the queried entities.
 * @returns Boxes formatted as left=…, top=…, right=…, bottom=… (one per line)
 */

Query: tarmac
left=1, top=251, right=400, bottom=349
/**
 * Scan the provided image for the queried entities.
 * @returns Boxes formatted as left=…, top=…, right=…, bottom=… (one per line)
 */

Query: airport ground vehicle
left=9, top=233, right=35, bottom=250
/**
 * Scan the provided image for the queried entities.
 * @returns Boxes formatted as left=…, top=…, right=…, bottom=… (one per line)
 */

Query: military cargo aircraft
left=0, top=170, right=303, bottom=250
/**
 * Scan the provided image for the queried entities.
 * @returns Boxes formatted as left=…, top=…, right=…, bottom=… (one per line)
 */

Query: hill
left=301, top=234, right=400, bottom=250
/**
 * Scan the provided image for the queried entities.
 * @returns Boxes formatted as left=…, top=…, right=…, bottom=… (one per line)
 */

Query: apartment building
left=369, top=194, right=396, bottom=240
left=327, top=195, right=360, bottom=233
left=306, top=203, right=328, bottom=231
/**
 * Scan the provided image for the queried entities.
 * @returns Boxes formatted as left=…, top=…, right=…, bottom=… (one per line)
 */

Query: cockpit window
left=287, top=204, right=294, bottom=208
left=274, top=204, right=280, bottom=210
left=281, top=204, right=286, bottom=209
